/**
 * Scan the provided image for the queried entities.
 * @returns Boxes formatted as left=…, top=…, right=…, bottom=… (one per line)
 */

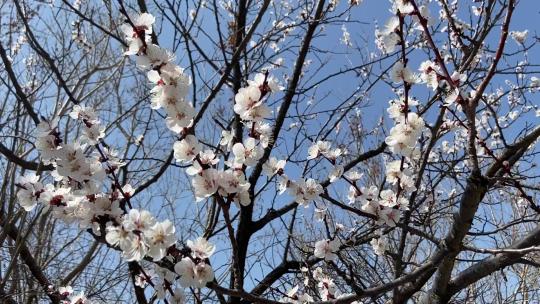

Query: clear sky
left=14, top=0, right=538, bottom=300
left=120, top=0, right=540, bottom=296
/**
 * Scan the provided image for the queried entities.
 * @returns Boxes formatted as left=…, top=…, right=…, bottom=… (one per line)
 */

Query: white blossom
left=192, top=169, right=219, bottom=200
left=378, top=207, right=401, bottom=226
left=307, top=140, right=331, bottom=160
left=418, top=60, right=440, bottom=90
left=329, top=165, right=343, bottom=183
left=232, top=137, right=263, bottom=166
left=187, top=237, right=215, bottom=260
left=174, top=258, right=214, bottom=288
left=375, top=17, right=400, bottom=53
left=247, top=72, right=283, bottom=93
left=370, top=236, right=387, bottom=255
left=123, top=209, right=156, bottom=232
left=165, top=101, right=195, bottom=133
left=262, top=157, right=286, bottom=176
left=218, top=170, right=250, bottom=195
left=234, top=85, right=270, bottom=122
left=145, top=220, right=176, bottom=261
left=392, top=0, right=414, bottom=14
left=16, top=173, right=43, bottom=211
left=390, top=61, right=418, bottom=84
left=120, top=13, right=155, bottom=55
left=314, top=239, right=340, bottom=261
left=173, top=135, right=201, bottom=162
left=510, top=30, right=528, bottom=45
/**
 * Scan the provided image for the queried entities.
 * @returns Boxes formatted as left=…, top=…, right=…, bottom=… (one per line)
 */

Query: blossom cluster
left=170, top=71, right=283, bottom=206
left=117, top=11, right=219, bottom=293
left=375, top=2, right=433, bottom=53
left=14, top=12, right=222, bottom=302
left=105, top=209, right=176, bottom=261
left=303, top=133, right=410, bottom=255
left=385, top=98, right=426, bottom=157
left=348, top=2, right=436, bottom=255
left=313, top=238, right=340, bottom=261
left=17, top=112, right=113, bottom=221
left=278, top=140, right=341, bottom=207
left=281, top=267, right=362, bottom=303
left=120, top=13, right=194, bottom=133
left=15, top=2, right=422, bottom=300
left=57, top=285, right=97, bottom=304
left=11, top=0, right=485, bottom=300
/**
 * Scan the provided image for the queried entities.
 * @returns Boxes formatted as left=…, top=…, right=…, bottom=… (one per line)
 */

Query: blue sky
left=8, top=0, right=540, bottom=301
left=125, top=0, right=540, bottom=298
